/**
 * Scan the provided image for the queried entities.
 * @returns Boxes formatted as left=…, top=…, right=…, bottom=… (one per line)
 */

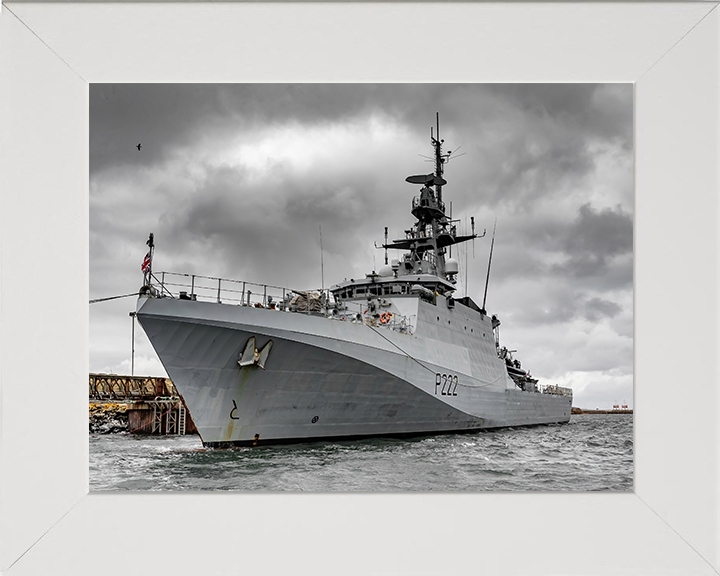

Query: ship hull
left=136, top=296, right=572, bottom=446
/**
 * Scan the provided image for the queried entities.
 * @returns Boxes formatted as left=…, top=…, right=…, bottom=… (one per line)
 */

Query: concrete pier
left=572, top=407, right=633, bottom=415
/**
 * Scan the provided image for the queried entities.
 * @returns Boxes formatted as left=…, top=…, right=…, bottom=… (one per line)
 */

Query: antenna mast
left=471, top=216, right=475, bottom=258
left=319, top=225, right=324, bottom=291
left=449, top=201, right=452, bottom=258
left=384, top=227, right=388, bottom=265
left=432, top=112, right=444, bottom=206
left=482, top=218, right=497, bottom=311
left=465, top=216, right=469, bottom=296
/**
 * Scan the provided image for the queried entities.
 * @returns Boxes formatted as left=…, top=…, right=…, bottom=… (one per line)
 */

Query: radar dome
left=379, top=265, right=394, bottom=277
left=446, top=258, right=459, bottom=274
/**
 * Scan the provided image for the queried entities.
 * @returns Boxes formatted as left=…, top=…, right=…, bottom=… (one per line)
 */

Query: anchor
left=238, top=336, right=273, bottom=369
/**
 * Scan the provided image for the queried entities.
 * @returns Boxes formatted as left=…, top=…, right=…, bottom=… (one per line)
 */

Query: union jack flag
left=141, top=251, right=151, bottom=273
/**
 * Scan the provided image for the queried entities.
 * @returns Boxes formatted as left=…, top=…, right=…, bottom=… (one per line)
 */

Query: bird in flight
left=136, top=143, right=142, bottom=151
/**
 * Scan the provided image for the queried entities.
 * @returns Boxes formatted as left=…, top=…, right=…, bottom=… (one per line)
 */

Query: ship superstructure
left=135, top=116, right=572, bottom=447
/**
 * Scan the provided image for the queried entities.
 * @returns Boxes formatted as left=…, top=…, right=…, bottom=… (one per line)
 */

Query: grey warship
left=136, top=116, right=572, bottom=447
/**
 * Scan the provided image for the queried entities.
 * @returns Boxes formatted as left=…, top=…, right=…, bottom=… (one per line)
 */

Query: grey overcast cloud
left=90, top=83, right=633, bottom=410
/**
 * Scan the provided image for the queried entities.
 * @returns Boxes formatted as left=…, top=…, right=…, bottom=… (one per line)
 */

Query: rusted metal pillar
left=166, top=402, right=177, bottom=435
left=152, top=404, right=162, bottom=434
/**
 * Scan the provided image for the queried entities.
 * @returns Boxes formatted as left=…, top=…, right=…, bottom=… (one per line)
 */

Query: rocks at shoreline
left=89, top=402, right=129, bottom=434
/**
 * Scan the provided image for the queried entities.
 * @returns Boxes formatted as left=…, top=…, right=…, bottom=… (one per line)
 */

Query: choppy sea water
left=89, top=414, right=632, bottom=492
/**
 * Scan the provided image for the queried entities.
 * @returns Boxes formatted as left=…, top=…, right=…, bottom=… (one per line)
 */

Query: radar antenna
left=444, top=146, right=466, bottom=163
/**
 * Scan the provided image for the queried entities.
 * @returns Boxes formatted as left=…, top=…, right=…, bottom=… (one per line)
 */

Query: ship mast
left=432, top=112, right=444, bottom=207
left=381, top=114, right=483, bottom=284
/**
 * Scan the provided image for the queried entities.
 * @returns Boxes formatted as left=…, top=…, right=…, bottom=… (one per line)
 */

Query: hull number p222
left=436, top=373, right=458, bottom=396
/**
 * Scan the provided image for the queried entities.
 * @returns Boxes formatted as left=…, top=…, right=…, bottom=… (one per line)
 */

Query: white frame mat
left=1, top=3, right=718, bottom=575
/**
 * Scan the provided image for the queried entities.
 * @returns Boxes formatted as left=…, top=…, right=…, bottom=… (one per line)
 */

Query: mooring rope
left=366, top=322, right=504, bottom=389
left=366, top=323, right=436, bottom=375
left=89, top=292, right=139, bottom=304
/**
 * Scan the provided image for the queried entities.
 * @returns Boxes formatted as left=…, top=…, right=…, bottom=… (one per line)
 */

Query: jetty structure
left=89, top=373, right=196, bottom=435
left=134, top=115, right=572, bottom=447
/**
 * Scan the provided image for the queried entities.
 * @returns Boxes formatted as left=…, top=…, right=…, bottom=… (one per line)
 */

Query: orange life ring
left=380, top=312, right=392, bottom=324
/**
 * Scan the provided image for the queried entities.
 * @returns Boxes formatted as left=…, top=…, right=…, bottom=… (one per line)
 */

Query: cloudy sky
left=89, top=84, right=633, bottom=410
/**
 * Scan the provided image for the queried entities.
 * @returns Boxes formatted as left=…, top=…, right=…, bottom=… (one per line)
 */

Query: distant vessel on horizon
left=136, top=115, right=572, bottom=447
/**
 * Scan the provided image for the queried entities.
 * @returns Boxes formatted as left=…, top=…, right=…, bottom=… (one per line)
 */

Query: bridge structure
left=89, top=373, right=176, bottom=399
left=89, top=373, right=196, bottom=435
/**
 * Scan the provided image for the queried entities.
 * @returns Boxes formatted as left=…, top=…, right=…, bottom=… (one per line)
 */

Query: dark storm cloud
left=568, top=203, right=633, bottom=257
left=485, top=84, right=633, bottom=149
left=488, top=85, right=629, bottom=210
left=91, top=84, right=225, bottom=171
left=487, top=132, right=595, bottom=210
left=509, top=286, right=624, bottom=328
left=553, top=203, right=633, bottom=279
left=583, top=297, right=622, bottom=322
left=480, top=201, right=633, bottom=297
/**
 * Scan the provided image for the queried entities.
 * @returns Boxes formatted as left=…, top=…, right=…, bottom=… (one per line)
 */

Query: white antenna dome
left=379, top=265, right=394, bottom=277
left=446, top=258, right=459, bottom=275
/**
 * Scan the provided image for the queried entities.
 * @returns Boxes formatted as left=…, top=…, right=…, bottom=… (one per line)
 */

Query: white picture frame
left=1, top=2, right=718, bottom=574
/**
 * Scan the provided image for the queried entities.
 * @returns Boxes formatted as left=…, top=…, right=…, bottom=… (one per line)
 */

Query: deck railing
left=154, top=271, right=318, bottom=309
left=153, top=271, right=374, bottom=314
left=149, top=271, right=413, bottom=333
left=542, top=384, right=573, bottom=397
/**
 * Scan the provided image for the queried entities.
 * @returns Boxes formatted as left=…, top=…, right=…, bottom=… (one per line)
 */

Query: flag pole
left=143, top=233, right=154, bottom=287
